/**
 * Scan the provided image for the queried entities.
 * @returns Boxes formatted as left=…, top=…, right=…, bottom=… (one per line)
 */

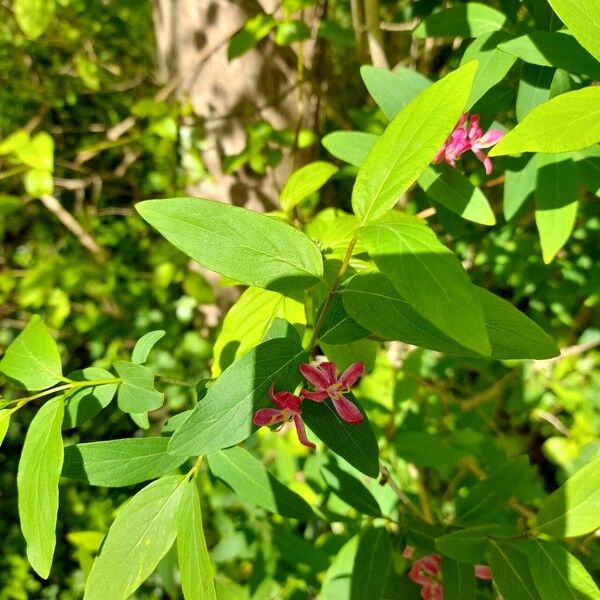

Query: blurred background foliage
left=0, top=0, right=598, bottom=597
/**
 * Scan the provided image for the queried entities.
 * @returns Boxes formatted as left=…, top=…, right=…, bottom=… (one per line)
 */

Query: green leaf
left=14, top=0, right=55, bottom=39
left=0, top=408, right=14, bottom=447
left=84, top=475, right=185, bottom=600
left=360, top=218, right=490, bottom=355
left=62, top=437, right=186, bottom=487
left=435, top=528, right=498, bottom=564
left=113, top=361, right=164, bottom=414
left=322, top=536, right=359, bottom=600
left=321, top=462, right=381, bottom=516
left=0, top=314, right=63, bottom=391
left=136, top=198, right=323, bottom=293
left=342, top=273, right=559, bottom=360
left=228, top=14, right=276, bottom=60
left=547, top=0, right=600, bottom=61
left=351, top=62, right=477, bottom=224
left=207, top=447, right=313, bottom=520
left=212, top=286, right=305, bottom=377
left=503, top=155, right=537, bottom=220
left=274, top=19, right=310, bottom=45
left=24, top=169, right=53, bottom=197
left=414, top=3, right=509, bottom=38
left=0, top=129, right=30, bottom=154
left=498, top=32, right=600, bottom=79
left=263, top=317, right=301, bottom=345
left=15, top=132, right=54, bottom=171
left=418, top=165, right=496, bottom=225
left=322, top=131, right=377, bottom=167
left=280, top=161, right=338, bottom=212
left=527, top=540, right=600, bottom=600
left=320, top=338, right=379, bottom=373
left=443, top=557, right=476, bottom=600
left=516, top=65, right=554, bottom=122
left=456, top=456, right=531, bottom=526
left=318, top=294, right=370, bottom=345
left=491, top=87, right=600, bottom=156
left=461, top=31, right=517, bottom=108
left=169, top=338, right=307, bottom=457
left=132, top=330, right=165, bottom=364
left=489, top=541, right=541, bottom=600
left=17, top=395, right=64, bottom=578
left=394, top=431, right=466, bottom=471
left=302, top=392, right=379, bottom=477
left=535, top=153, right=578, bottom=264
left=177, top=480, right=217, bottom=600
left=360, top=66, right=430, bottom=120
left=537, top=452, right=600, bottom=538
left=350, top=527, right=392, bottom=600
left=63, top=367, right=118, bottom=429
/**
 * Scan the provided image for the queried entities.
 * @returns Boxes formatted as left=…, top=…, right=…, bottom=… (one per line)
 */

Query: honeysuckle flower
left=253, top=384, right=315, bottom=449
left=404, top=548, right=494, bottom=599
left=433, top=112, right=504, bottom=175
left=299, top=361, right=364, bottom=424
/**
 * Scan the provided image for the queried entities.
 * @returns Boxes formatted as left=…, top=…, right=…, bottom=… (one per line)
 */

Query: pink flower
left=475, top=564, right=493, bottom=580
left=299, top=361, right=364, bottom=424
left=433, top=112, right=503, bottom=175
left=253, top=384, right=315, bottom=449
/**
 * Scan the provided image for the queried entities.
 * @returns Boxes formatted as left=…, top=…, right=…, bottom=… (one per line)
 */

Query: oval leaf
left=360, top=218, right=490, bottom=355
left=280, top=161, right=338, bottom=212
left=322, top=131, right=377, bottom=167
left=350, top=527, right=392, bottom=600
left=113, top=361, right=164, bottom=414
left=0, top=315, right=63, bottom=391
left=537, top=453, right=600, bottom=538
left=207, top=447, right=313, bottom=520
left=169, top=338, right=307, bottom=457
left=418, top=165, right=496, bottom=225
left=342, top=273, right=559, bottom=360
left=63, top=367, right=118, bottom=429
left=302, top=392, right=379, bottom=478
left=132, top=330, right=165, bottom=364
left=17, top=395, right=64, bottom=578
left=14, top=0, right=55, bottom=39
left=62, top=437, right=186, bottom=487
left=547, top=0, right=600, bottom=61
left=351, top=61, right=477, bottom=224
left=177, top=480, right=217, bottom=600
left=84, top=476, right=185, bottom=600
left=136, top=197, right=323, bottom=293
left=490, top=87, right=600, bottom=156
left=489, top=541, right=541, bottom=600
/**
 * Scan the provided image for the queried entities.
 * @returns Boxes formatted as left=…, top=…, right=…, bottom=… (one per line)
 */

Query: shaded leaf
left=208, top=447, right=313, bottom=520
left=177, top=480, right=217, bottom=600
left=169, top=338, right=307, bottom=457
left=132, top=330, right=165, bottom=364
left=350, top=527, right=392, bottom=600
left=489, top=541, right=541, bottom=600
left=321, top=461, right=381, bottom=516
left=547, top=0, right=600, bottom=61
left=443, top=557, right=476, bottom=600
left=62, top=437, right=186, bottom=487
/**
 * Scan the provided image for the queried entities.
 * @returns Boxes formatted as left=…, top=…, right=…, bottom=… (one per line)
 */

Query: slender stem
left=379, top=464, right=426, bottom=521
left=308, top=234, right=358, bottom=352
left=3, top=378, right=121, bottom=409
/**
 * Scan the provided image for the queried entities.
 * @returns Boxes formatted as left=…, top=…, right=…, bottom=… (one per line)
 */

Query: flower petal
left=293, top=414, right=316, bottom=449
left=472, top=148, right=493, bottom=175
left=269, top=384, right=302, bottom=412
left=301, top=389, right=328, bottom=402
left=338, top=362, right=365, bottom=387
left=331, top=394, right=363, bottom=423
left=253, top=408, right=285, bottom=426
left=320, top=362, right=338, bottom=384
left=474, top=565, right=492, bottom=580
left=477, top=129, right=504, bottom=148
left=299, top=363, right=330, bottom=390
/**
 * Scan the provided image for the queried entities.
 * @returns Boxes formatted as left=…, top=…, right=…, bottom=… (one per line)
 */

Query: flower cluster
left=403, top=547, right=493, bottom=600
left=253, top=361, right=365, bottom=449
left=433, top=112, right=503, bottom=175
